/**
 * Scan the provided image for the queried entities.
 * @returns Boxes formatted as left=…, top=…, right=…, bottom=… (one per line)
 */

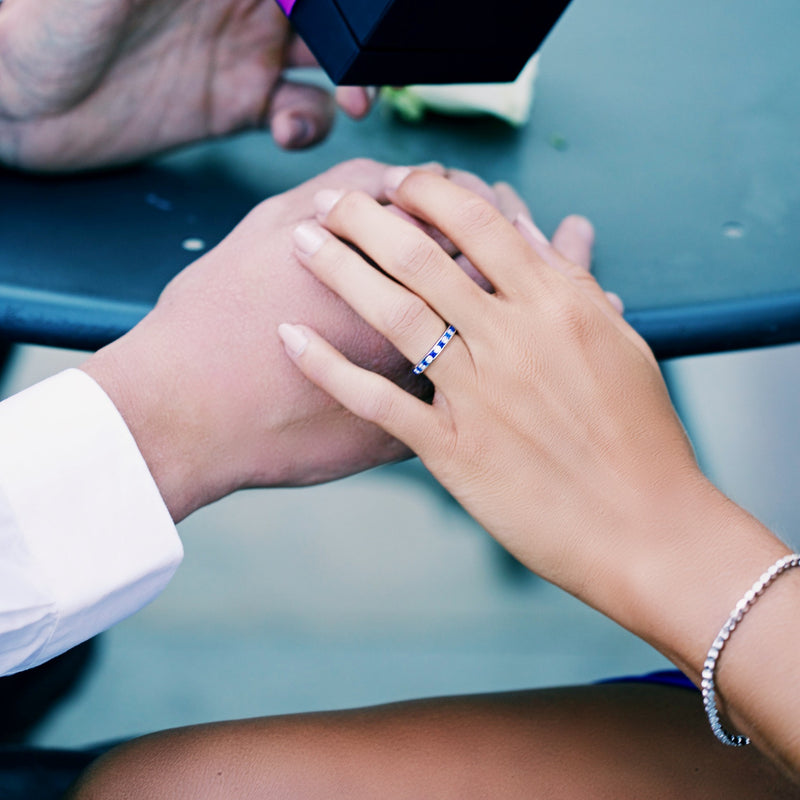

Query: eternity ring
left=412, top=324, right=458, bottom=376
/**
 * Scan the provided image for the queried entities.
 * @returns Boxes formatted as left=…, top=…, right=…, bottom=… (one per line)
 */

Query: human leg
left=67, top=683, right=797, bottom=799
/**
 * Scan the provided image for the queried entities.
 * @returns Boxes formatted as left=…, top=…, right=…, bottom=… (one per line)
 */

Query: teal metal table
left=2, top=0, right=799, bottom=359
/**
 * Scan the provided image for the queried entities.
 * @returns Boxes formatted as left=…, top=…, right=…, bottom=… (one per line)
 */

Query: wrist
left=80, top=327, right=222, bottom=523
left=608, top=474, right=791, bottom=679
left=618, top=481, right=800, bottom=772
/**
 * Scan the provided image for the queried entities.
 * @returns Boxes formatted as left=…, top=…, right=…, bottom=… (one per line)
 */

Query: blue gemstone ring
left=412, top=324, right=458, bottom=376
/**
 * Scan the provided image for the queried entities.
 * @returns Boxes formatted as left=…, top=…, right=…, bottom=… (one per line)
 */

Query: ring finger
left=293, top=221, right=469, bottom=382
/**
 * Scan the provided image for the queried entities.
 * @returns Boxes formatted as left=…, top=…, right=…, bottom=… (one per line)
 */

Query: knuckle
left=351, top=157, right=380, bottom=171
left=572, top=271, right=607, bottom=306
left=382, top=294, right=430, bottom=339
left=333, top=157, right=380, bottom=180
left=456, top=196, right=503, bottom=237
left=393, top=230, right=442, bottom=280
left=551, top=295, right=598, bottom=343
left=392, top=169, right=436, bottom=210
left=333, top=188, right=368, bottom=218
left=398, top=168, right=431, bottom=194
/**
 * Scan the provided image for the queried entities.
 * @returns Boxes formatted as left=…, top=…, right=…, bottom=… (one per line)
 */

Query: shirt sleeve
left=0, top=368, right=183, bottom=676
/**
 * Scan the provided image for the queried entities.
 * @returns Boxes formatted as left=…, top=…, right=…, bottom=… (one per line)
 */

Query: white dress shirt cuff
left=0, top=368, right=182, bottom=674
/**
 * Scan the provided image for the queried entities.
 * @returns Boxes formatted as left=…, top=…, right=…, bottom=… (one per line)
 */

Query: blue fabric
left=600, top=669, right=698, bottom=692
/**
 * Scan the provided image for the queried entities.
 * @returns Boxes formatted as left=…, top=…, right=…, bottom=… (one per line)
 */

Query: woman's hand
left=279, top=167, right=703, bottom=609
left=279, top=168, right=800, bottom=775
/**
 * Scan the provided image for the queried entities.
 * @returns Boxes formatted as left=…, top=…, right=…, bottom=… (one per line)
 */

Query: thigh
left=67, top=684, right=798, bottom=799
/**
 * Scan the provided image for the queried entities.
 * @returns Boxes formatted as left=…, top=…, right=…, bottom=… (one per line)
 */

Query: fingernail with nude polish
left=384, top=166, right=411, bottom=191
left=293, top=222, right=326, bottom=255
left=278, top=323, right=309, bottom=357
left=514, top=213, right=549, bottom=246
left=314, top=189, right=343, bottom=217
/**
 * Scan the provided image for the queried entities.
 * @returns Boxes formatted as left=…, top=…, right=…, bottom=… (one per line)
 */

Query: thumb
left=268, top=79, right=335, bottom=149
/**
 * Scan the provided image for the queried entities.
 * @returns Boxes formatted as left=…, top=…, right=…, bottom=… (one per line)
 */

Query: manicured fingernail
left=514, top=212, right=549, bottom=245
left=385, top=166, right=411, bottom=191
left=278, top=323, right=309, bottom=357
left=293, top=221, right=326, bottom=255
left=314, top=189, right=343, bottom=217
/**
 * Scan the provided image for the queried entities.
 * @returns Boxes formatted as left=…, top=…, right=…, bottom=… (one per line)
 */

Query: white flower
left=381, top=54, right=539, bottom=127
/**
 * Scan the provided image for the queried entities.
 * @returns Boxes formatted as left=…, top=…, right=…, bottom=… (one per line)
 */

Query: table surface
left=2, top=0, right=799, bottom=358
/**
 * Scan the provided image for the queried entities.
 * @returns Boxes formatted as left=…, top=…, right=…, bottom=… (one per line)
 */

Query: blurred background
left=1, top=338, right=797, bottom=749
left=2, top=0, right=798, bottom=757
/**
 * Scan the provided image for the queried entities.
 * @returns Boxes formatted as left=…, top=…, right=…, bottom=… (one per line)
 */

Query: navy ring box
left=277, top=0, right=571, bottom=85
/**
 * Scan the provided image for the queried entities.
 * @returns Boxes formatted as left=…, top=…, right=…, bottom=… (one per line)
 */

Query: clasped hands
left=83, top=157, right=706, bottom=625
left=80, top=159, right=535, bottom=521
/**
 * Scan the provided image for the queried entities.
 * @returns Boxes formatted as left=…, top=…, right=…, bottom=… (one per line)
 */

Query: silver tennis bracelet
left=702, top=553, right=800, bottom=746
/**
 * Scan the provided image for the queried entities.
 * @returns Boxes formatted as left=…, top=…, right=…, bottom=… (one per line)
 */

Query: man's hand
left=0, top=0, right=372, bottom=171
left=80, top=160, right=422, bottom=521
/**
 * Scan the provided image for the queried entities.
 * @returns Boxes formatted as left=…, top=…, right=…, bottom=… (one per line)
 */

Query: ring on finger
left=412, top=324, right=458, bottom=376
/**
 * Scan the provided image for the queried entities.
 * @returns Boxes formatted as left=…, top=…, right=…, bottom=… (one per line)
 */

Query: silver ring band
left=412, top=324, right=457, bottom=375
